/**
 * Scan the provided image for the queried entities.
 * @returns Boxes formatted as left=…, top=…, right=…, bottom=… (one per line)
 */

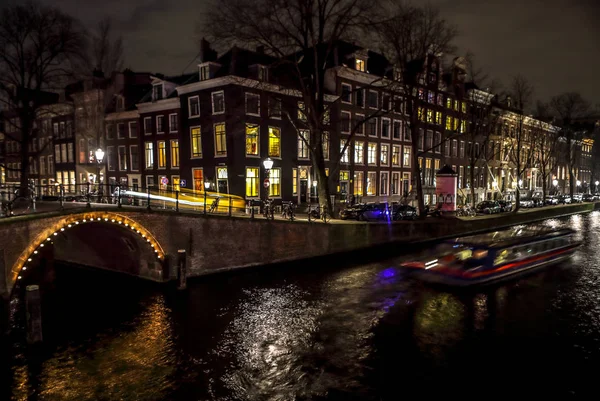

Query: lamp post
left=95, top=148, right=104, bottom=201
left=204, top=180, right=210, bottom=214
left=552, top=179, right=558, bottom=195
left=595, top=180, right=599, bottom=194
left=263, top=157, right=273, bottom=205
left=576, top=180, right=581, bottom=194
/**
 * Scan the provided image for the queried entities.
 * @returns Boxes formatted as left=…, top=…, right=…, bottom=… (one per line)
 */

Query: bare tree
left=549, top=92, right=591, bottom=195
left=531, top=101, right=559, bottom=202
left=202, top=0, right=381, bottom=215
left=0, top=1, right=85, bottom=194
left=464, top=89, right=500, bottom=206
left=374, top=2, right=457, bottom=216
left=89, top=17, right=124, bottom=77
left=503, top=75, right=535, bottom=212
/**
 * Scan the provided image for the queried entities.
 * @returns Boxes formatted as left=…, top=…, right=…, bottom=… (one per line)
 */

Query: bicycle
left=262, top=199, right=274, bottom=220
left=208, top=197, right=221, bottom=213
left=281, top=201, right=295, bottom=221
left=309, top=205, right=330, bottom=223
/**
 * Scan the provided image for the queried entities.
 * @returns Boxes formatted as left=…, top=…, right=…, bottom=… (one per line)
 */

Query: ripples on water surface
left=3, top=213, right=600, bottom=400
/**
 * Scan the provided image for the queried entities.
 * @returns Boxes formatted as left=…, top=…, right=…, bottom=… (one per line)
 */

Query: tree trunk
left=311, top=142, right=333, bottom=217
left=514, top=184, right=521, bottom=213
left=409, top=114, right=425, bottom=218
left=542, top=176, right=547, bottom=203
left=469, top=164, right=476, bottom=207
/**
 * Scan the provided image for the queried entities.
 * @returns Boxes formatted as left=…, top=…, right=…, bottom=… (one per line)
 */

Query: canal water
left=2, top=213, right=600, bottom=400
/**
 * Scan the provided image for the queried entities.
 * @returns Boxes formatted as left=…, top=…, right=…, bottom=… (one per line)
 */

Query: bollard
left=146, top=189, right=151, bottom=211
left=228, top=196, right=232, bottom=217
left=26, top=285, right=43, bottom=344
left=177, top=249, right=187, bottom=290
left=86, top=182, right=91, bottom=208
left=176, top=191, right=179, bottom=212
left=59, top=184, right=64, bottom=210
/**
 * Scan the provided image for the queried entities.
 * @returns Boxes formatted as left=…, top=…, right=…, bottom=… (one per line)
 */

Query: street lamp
left=595, top=180, right=599, bottom=193
left=552, top=179, right=558, bottom=187
left=576, top=180, right=581, bottom=194
left=204, top=180, right=210, bottom=214
left=518, top=179, right=523, bottom=187
left=95, top=147, right=104, bottom=187
left=263, top=157, right=273, bottom=203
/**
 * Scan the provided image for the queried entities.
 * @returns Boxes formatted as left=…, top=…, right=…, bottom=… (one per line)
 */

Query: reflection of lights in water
left=28, top=295, right=175, bottom=401
left=413, top=293, right=465, bottom=357
left=473, top=293, right=489, bottom=331
left=379, top=267, right=396, bottom=279
left=571, top=214, right=582, bottom=231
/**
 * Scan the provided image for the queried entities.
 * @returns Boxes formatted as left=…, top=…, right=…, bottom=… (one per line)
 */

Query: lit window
left=246, top=124, right=259, bottom=156
left=427, top=109, right=433, bottom=123
left=269, top=168, right=281, bottom=197
left=435, top=111, right=442, bottom=125
left=380, top=144, right=389, bottom=166
left=355, top=141, right=364, bottom=164
left=392, top=145, right=400, bottom=166
left=191, top=127, right=202, bottom=158
left=460, top=120, right=466, bottom=133
left=170, top=140, right=179, bottom=168
left=446, top=116, right=453, bottom=131
left=403, top=146, right=411, bottom=167
left=461, top=102, right=467, bottom=113
left=367, top=171, right=377, bottom=195
left=158, top=141, right=166, bottom=168
left=268, top=127, right=281, bottom=157
left=446, top=97, right=452, bottom=109
left=356, top=59, right=365, bottom=72
left=145, top=142, right=154, bottom=168
left=297, top=101, right=306, bottom=121
left=214, top=123, right=227, bottom=156
left=380, top=172, right=389, bottom=195
left=246, top=167, right=259, bottom=197
left=298, top=130, right=309, bottom=159
left=368, top=143, right=377, bottom=165
left=354, top=171, right=364, bottom=195
left=293, top=168, right=298, bottom=194
left=322, top=131, right=329, bottom=160
left=340, top=139, right=349, bottom=163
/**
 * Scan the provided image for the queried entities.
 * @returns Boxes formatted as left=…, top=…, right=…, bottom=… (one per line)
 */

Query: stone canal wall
left=1, top=202, right=597, bottom=297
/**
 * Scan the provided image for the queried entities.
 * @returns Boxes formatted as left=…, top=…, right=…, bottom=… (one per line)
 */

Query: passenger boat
left=401, top=227, right=581, bottom=287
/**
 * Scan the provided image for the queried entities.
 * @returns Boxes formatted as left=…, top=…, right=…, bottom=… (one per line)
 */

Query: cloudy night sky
left=28, top=0, right=600, bottom=105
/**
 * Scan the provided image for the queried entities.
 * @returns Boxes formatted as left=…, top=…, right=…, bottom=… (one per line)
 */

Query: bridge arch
left=10, top=211, right=165, bottom=293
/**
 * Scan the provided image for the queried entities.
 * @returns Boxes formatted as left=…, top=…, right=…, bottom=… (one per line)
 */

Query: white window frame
left=341, top=83, right=352, bottom=104
left=341, top=111, right=351, bottom=134
left=298, top=130, right=310, bottom=160
left=245, top=93, right=261, bottom=117
left=190, top=125, right=202, bottom=159
left=380, top=143, right=390, bottom=167
left=214, top=122, right=227, bottom=157
left=157, top=140, right=167, bottom=169
left=144, top=117, right=152, bottom=135
left=211, top=90, right=225, bottom=115
left=170, top=139, right=179, bottom=169
left=367, top=142, right=378, bottom=166
left=391, top=172, right=401, bottom=195
left=392, top=145, right=401, bottom=166
left=145, top=175, right=155, bottom=190
left=145, top=142, right=154, bottom=169
left=118, top=145, right=127, bottom=171
left=381, top=117, right=391, bottom=139
left=129, top=121, right=138, bottom=138
left=188, top=95, right=200, bottom=118
left=367, top=171, right=377, bottom=195
left=156, top=115, right=165, bottom=134
left=107, top=145, right=115, bottom=171
left=130, top=145, right=139, bottom=171
left=169, top=113, right=178, bottom=133
left=380, top=171, right=389, bottom=196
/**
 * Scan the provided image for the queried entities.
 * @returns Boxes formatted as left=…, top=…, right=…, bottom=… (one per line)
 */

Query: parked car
left=339, top=203, right=367, bottom=220
left=583, top=193, right=598, bottom=202
left=497, top=200, right=513, bottom=212
left=572, top=193, right=583, bottom=203
left=545, top=196, right=559, bottom=205
left=476, top=200, right=501, bottom=214
left=356, top=203, right=391, bottom=221
left=558, top=195, right=572, bottom=204
left=393, top=204, right=418, bottom=220
left=519, top=199, right=534, bottom=208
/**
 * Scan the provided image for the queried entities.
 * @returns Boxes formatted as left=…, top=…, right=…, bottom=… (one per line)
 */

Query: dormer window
left=356, top=59, right=365, bottom=72
left=200, top=65, right=210, bottom=81
left=152, top=84, right=164, bottom=101
left=258, top=66, right=268, bottom=82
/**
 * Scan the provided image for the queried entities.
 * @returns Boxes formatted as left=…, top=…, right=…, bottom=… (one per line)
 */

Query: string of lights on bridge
left=16, top=213, right=165, bottom=281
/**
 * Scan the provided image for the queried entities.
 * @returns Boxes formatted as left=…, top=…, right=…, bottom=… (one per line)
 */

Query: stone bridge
left=1, top=203, right=597, bottom=299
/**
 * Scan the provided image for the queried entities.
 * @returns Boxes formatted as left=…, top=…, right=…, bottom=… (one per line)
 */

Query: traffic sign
left=161, top=177, right=169, bottom=185
left=180, top=179, right=186, bottom=187
left=263, top=179, right=270, bottom=188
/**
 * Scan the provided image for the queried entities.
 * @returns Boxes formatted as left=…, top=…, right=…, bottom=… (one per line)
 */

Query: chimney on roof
left=506, top=96, right=512, bottom=108
left=256, top=45, right=264, bottom=54
left=200, top=38, right=217, bottom=63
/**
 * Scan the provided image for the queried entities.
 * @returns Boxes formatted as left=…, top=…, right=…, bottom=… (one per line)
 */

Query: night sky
left=21, top=0, right=600, bottom=105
